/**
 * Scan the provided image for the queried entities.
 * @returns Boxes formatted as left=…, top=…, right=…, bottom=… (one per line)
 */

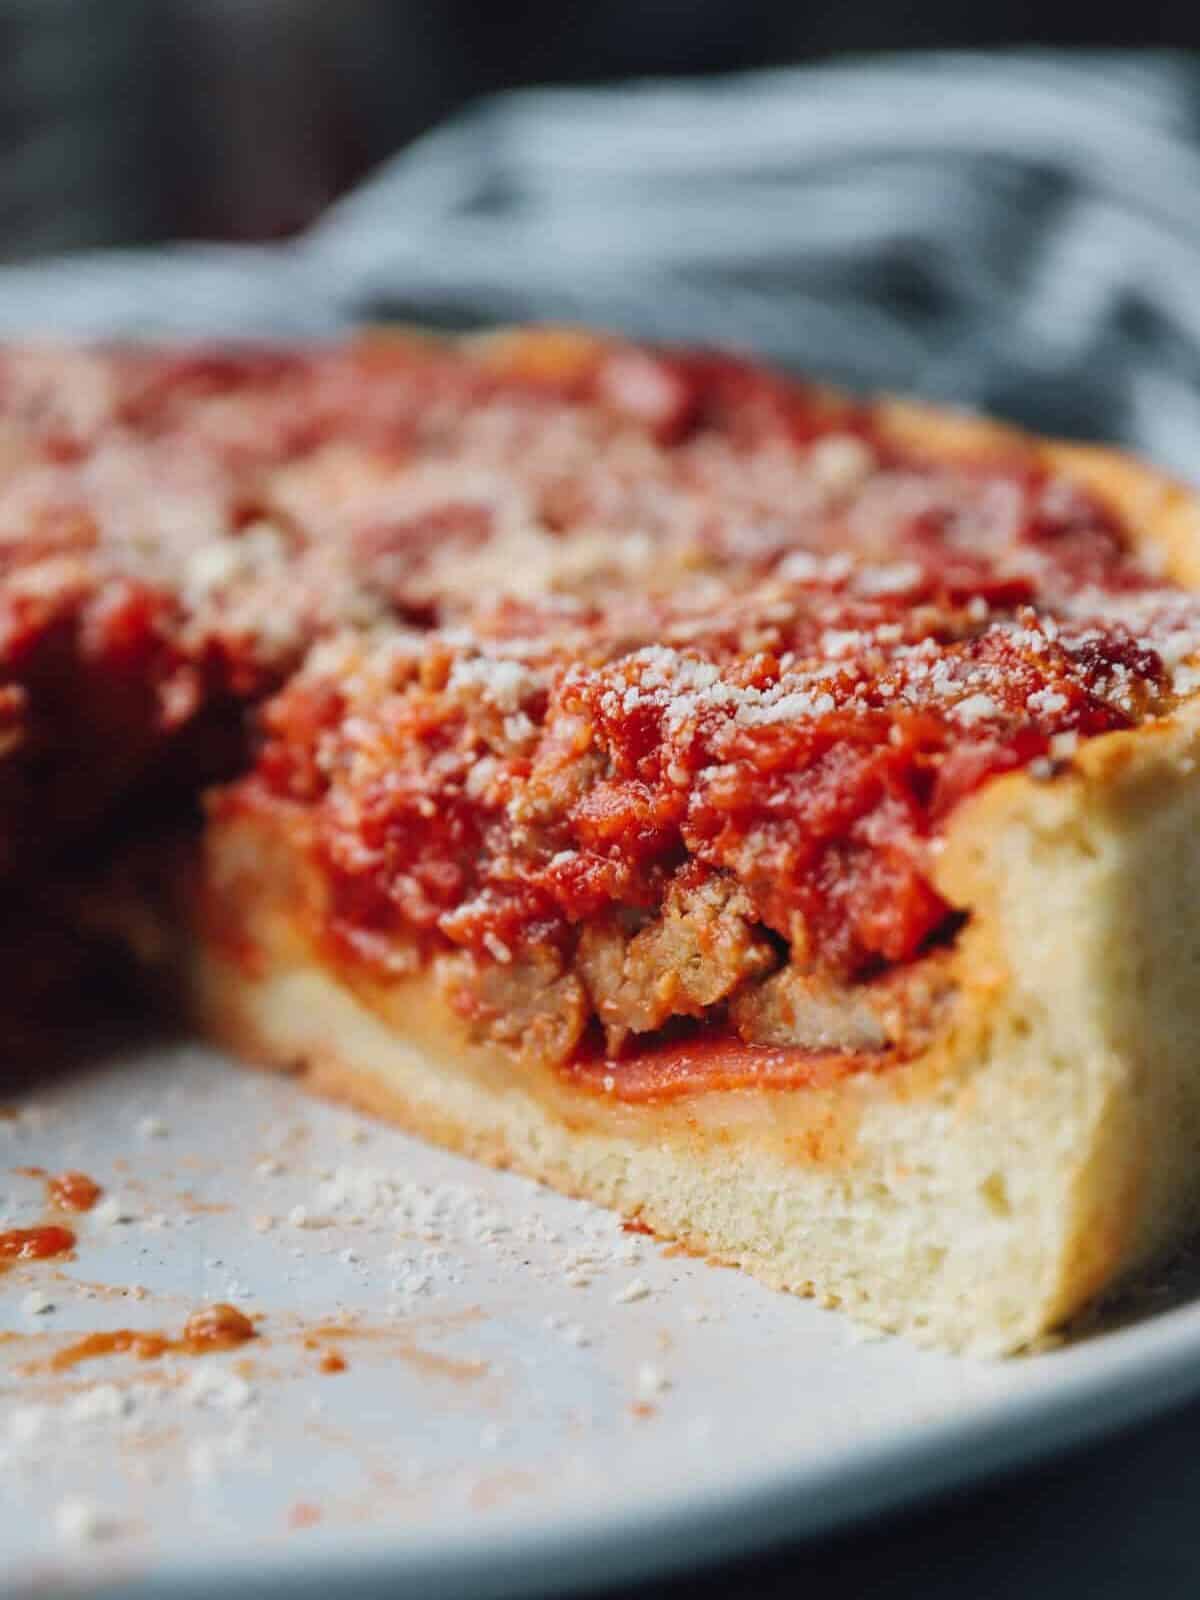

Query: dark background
left=4, top=0, right=1198, bottom=259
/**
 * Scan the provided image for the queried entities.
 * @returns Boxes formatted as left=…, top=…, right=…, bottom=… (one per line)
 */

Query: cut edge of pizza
left=177, top=366, right=1200, bottom=1356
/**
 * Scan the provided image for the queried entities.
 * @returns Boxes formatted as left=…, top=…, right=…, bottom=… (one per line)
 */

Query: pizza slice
left=188, top=334, right=1200, bottom=1354
left=5, top=329, right=1200, bottom=1352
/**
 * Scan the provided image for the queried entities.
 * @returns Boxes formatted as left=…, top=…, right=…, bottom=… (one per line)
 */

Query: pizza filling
left=236, top=527, right=1200, bottom=1074
left=0, top=336, right=871, bottom=883
left=2, top=335, right=1200, bottom=1078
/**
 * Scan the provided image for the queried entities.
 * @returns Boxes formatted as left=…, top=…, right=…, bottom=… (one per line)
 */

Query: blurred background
left=4, top=2, right=1200, bottom=467
left=6, top=0, right=1200, bottom=256
left=9, top=0, right=1200, bottom=257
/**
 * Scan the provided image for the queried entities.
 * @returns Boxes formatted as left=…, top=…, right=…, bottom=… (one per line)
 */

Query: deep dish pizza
left=6, top=327, right=1200, bottom=1351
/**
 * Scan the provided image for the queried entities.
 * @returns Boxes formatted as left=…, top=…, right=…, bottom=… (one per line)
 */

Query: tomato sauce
left=222, top=339, right=1200, bottom=1040
left=4, top=334, right=1196, bottom=1077
left=0, top=1224, right=75, bottom=1265
left=47, top=1171, right=103, bottom=1213
left=48, top=1303, right=257, bottom=1372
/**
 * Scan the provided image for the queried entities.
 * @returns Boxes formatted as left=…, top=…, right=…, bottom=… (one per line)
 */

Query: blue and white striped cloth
left=3, top=50, right=1200, bottom=474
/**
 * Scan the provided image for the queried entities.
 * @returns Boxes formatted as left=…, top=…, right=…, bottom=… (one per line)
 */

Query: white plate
left=3, top=1038, right=1200, bottom=1599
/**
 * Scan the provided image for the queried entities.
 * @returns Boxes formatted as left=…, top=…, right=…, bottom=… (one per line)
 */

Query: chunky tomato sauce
left=0, top=336, right=866, bottom=885
left=249, top=473, right=1196, bottom=986
left=3, top=333, right=1200, bottom=1061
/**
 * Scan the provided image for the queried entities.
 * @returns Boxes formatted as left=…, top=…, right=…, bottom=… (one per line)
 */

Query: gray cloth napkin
left=3, top=49, right=1200, bottom=474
